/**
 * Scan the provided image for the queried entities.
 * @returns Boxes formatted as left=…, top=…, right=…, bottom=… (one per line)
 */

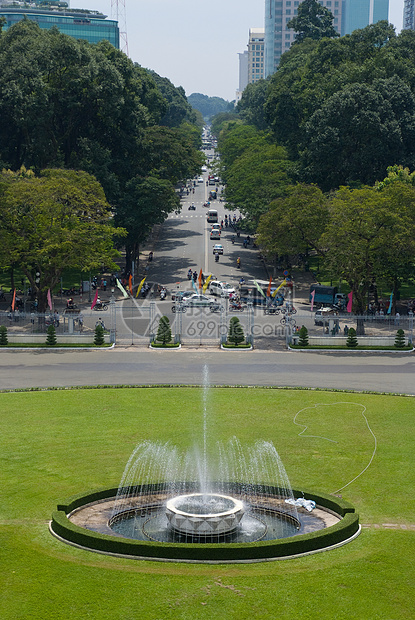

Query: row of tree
left=0, top=19, right=204, bottom=308
left=211, top=4, right=415, bottom=310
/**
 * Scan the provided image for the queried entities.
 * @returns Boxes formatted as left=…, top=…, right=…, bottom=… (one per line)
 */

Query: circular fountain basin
left=165, top=493, right=244, bottom=537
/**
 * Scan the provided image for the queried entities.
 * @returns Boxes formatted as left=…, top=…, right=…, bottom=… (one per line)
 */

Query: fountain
left=51, top=367, right=360, bottom=561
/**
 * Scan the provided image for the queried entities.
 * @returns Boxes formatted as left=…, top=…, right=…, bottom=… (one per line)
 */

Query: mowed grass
left=1, top=387, right=414, bottom=619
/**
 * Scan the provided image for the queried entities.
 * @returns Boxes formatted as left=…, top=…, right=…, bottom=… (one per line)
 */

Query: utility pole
left=111, top=0, right=129, bottom=55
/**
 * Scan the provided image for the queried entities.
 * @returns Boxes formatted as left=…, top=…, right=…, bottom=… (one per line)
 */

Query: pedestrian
left=103, top=279, right=107, bottom=291
left=343, top=325, right=349, bottom=336
left=193, top=270, right=197, bottom=281
left=395, top=312, right=400, bottom=325
left=54, top=310, right=60, bottom=327
left=78, top=312, right=84, bottom=332
left=95, top=317, right=105, bottom=330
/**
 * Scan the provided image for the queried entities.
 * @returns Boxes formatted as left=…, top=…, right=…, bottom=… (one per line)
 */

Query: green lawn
left=1, top=387, right=414, bottom=619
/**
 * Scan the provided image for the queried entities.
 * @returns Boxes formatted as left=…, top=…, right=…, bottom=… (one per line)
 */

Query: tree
left=46, top=324, right=57, bottom=346
left=155, top=316, right=172, bottom=346
left=346, top=327, right=358, bottom=348
left=287, top=0, right=339, bottom=44
left=395, top=329, right=406, bottom=349
left=93, top=324, right=105, bottom=346
left=0, top=169, right=126, bottom=311
left=0, top=325, right=8, bottom=345
left=257, top=184, right=328, bottom=263
left=227, top=317, right=245, bottom=346
left=302, top=77, right=415, bottom=190
left=321, top=185, right=415, bottom=314
left=298, top=326, right=309, bottom=347
left=237, top=80, right=271, bottom=131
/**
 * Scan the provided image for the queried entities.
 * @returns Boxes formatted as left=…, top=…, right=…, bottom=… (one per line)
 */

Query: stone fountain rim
left=166, top=492, right=244, bottom=518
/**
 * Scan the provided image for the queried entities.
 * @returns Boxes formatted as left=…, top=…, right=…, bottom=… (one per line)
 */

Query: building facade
left=264, top=0, right=343, bottom=78
left=236, top=50, right=249, bottom=102
left=0, top=1, right=119, bottom=48
left=248, top=27, right=265, bottom=85
left=343, top=0, right=389, bottom=35
left=403, top=0, right=415, bottom=30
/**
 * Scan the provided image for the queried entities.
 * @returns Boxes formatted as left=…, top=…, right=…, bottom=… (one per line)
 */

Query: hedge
left=51, top=486, right=359, bottom=562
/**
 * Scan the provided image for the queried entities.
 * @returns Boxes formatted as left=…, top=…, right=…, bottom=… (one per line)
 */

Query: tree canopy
left=0, top=168, right=125, bottom=311
left=287, top=0, right=339, bottom=44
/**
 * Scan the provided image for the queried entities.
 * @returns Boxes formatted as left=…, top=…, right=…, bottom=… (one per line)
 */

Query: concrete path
left=1, top=347, right=414, bottom=394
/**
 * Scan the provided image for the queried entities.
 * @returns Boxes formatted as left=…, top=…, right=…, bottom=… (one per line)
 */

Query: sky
left=75, top=0, right=405, bottom=101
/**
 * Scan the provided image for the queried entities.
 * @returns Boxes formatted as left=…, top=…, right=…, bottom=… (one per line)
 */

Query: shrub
left=94, top=324, right=105, bottom=346
left=394, top=329, right=405, bottom=349
left=46, top=324, right=57, bottom=346
left=0, top=325, right=8, bottom=345
left=155, top=316, right=172, bottom=346
left=227, top=316, right=245, bottom=346
left=298, top=325, right=308, bottom=347
left=346, top=327, right=358, bottom=348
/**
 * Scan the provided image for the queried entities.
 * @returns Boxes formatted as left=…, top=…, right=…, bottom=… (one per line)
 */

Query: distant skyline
left=74, top=0, right=404, bottom=100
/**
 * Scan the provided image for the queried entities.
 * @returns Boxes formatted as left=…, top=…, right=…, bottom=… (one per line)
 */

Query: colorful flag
left=135, top=277, right=146, bottom=298
left=47, top=288, right=53, bottom=311
left=253, top=279, right=266, bottom=298
left=198, top=269, right=203, bottom=290
left=266, top=277, right=273, bottom=297
left=11, top=288, right=16, bottom=311
left=203, top=274, right=212, bottom=294
left=128, top=274, right=133, bottom=295
left=272, top=279, right=286, bottom=297
left=387, top=292, right=393, bottom=315
left=347, top=291, right=353, bottom=313
left=90, top=288, right=98, bottom=309
left=116, top=278, right=129, bottom=298
left=191, top=278, right=198, bottom=292
left=310, top=289, right=315, bottom=311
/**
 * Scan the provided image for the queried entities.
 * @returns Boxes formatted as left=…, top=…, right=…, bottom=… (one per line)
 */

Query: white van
left=207, top=209, right=218, bottom=223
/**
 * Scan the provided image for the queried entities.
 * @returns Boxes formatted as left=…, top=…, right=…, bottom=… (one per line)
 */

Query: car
left=314, top=307, right=339, bottom=326
left=172, top=294, right=222, bottom=312
left=210, top=230, right=221, bottom=240
left=188, top=204, right=196, bottom=210
left=211, top=223, right=221, bottom=231
left=209, top=281, right=236, bottom=297
left=198, top=177, right=204, bottom=183
left=171, top=290, right=194, bottom=302
left=213, top=244, right=223, bottom=255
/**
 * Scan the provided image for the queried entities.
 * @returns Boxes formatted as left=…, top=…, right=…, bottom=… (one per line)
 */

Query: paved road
left=1, top=348, right=414, bottom=394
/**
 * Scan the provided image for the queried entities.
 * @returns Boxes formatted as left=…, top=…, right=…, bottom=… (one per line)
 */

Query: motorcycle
left=159, top=287, right=167, bottom=300
left=93, top=301, right=108, bottom=311
left=229, top=301, right=246, bottom=312
left=215, top=253, right=219, bottom=262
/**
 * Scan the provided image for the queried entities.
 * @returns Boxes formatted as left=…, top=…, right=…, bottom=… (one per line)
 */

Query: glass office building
left=343, top=0, right=389, bottom=35
left=265, top=0, right=342, bottom=78
left=0, top=3, right=119, bottom=48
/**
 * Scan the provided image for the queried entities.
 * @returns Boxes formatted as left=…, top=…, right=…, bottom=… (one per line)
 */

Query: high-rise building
left=0, top=1, right=119, bottom=48
left=264, top=0, right=342, bottom=78
left=403, top=0, right=415, bottom=30
left=236, top=50, right=249, bottom=102
left=248, top=28, right=265, bottom=84
left=343, top=0, right=389, bottom=35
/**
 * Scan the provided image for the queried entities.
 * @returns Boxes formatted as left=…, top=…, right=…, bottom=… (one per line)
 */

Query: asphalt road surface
left=1, top=348, right=414, bottom=394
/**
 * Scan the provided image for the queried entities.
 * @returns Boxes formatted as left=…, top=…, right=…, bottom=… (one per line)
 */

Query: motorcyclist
left=237, top=257, right=241, bottom=268
left=215, top=253, right=219, bottom=262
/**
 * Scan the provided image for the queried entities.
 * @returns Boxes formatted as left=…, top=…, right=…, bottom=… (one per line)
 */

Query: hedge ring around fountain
left=50, top=482, right=360, bottom=563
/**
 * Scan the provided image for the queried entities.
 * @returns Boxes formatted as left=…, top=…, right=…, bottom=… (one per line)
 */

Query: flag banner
left=90, top=288, right=98, bottom=309
left=253, top=279, right=266, bottom=298
left=198, top=268, right=203, bottom=290
left=116, top=278, right=129, bottom=298
left=310, top=289, right=315, bottom=311
left=192, top=279, right=198, bottom=292
left=135, top=277, right=146, bottom=298
left=272, top=279, right=286, bottom=297
left=128, top=274, right=133, bottom=295
left=266, top=277, right=273, bottom=297
left=203, top=274, right=212, bottom=294
left=47, top=288, right=53, bottom=311
left=347, top=291, right=353, bottom=313
left=11, top=288, right=16, bottom=311
left=387, top=292, right=393, bottom=314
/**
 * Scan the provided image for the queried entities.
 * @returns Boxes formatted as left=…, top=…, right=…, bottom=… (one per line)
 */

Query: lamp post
left=109, top=288, right=116, bottom=344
